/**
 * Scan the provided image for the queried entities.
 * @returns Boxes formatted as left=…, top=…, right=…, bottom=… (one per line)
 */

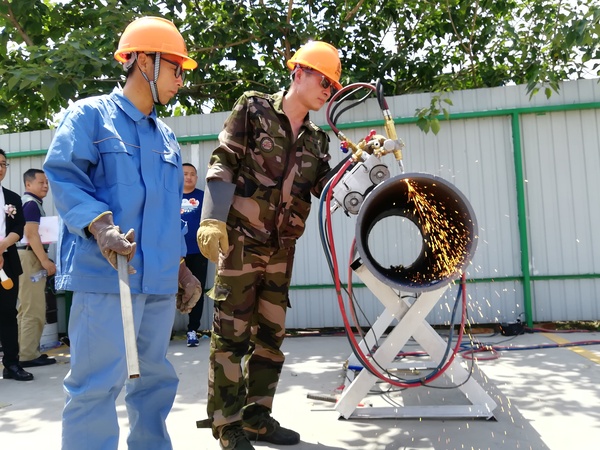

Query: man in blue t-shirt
left=181, top=163, right=208, bottom=347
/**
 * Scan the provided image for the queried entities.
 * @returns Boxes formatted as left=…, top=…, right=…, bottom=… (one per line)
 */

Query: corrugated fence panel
left=398, top=116, right=522, bottom=324
left=522, top=107, right=600, bottom=322
left=290, top=110, right=523, bottom=327
left=0, top=129, right=59, bottom=216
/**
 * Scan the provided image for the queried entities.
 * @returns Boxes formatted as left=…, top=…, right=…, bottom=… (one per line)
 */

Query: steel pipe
left=355, top=173, right=478, bottom=292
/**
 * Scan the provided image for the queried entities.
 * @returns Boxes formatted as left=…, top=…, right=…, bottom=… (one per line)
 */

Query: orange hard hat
left=114, top=17, right=197, bottom=70
left=287, top=41, right=342, bottom=90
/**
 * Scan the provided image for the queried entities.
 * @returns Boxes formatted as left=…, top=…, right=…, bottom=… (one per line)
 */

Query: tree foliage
left=0, top=0, right=598, bottom=133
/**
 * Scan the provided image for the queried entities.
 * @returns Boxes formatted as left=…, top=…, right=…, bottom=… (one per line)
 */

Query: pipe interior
left=355, top=173, right=478, bottom=292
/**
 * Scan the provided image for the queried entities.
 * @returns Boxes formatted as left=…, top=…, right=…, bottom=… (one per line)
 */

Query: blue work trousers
left=62, top=292, right=178, bottom=450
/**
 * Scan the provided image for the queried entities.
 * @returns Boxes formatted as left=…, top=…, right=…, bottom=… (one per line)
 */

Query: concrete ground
left=1, top=329, right=600, bottom=449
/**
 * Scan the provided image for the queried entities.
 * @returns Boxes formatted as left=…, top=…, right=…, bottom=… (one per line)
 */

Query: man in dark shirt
left=17, top=168, right=56, bottom=368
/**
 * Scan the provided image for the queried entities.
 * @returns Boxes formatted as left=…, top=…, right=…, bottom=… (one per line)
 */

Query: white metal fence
left=2, top=78, right=599, bottom=331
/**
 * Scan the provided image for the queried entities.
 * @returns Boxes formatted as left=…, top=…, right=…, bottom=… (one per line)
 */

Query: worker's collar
left=23, top=191, right=44, bottom=203
left=274, top=90, right=311, bottom=126
left=272, top=90, right=286, bottom=115
left=110, top=87, right=158, bottom=123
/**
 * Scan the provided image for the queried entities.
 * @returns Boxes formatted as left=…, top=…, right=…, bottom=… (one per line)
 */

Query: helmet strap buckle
left=123, top=52, right=138, bottom=71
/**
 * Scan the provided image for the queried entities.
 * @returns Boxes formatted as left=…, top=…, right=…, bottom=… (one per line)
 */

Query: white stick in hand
left=0, top=268, right=14, bottom=290
left=117, top=254, right=140, bottom=379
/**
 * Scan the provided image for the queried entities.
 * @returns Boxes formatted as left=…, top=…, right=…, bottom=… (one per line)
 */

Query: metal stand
left=335, top=262, right=497, bottom=420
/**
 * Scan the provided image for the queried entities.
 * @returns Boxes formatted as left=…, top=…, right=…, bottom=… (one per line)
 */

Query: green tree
left=0, top=0, right=598, bottom=133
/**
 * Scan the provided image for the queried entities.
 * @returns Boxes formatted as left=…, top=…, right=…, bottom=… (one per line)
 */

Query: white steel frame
left=335, top=262, right=497, bottom=420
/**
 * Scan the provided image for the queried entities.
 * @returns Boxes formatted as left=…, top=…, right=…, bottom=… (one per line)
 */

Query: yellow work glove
left=196, top=219, right=228, bottom=263
left=88, top=212, right=136, bottom=273
left=177, top=260, right=202, bottom=313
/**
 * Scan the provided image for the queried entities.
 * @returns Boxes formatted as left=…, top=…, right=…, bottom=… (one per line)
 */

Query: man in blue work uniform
left=43, top=17, right=201, bottom=450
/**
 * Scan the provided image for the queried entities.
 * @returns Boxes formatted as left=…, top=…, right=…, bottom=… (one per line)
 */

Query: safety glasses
left=301, top=67, right=337, bottom=94
left=145, top=53, right=184, bottom=81
left=160, top=56, right=184, bottom=81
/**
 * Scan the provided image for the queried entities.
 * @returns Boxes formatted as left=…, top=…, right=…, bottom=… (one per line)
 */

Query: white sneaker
left=187, top=330, right=199, bottom=347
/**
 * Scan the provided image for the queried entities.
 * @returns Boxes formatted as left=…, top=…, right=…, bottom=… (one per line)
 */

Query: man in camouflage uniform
left=196, top=41, right=343, bottom=450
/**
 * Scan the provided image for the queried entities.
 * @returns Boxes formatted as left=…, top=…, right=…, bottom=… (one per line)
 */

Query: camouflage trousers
left=206, top=231, right=296, bottom=437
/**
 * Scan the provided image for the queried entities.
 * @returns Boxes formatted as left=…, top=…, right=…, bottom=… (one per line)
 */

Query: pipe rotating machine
left=319, top=81, right=497, bottom=420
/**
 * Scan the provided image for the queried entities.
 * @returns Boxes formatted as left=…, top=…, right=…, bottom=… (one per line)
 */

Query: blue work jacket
left=44, top=88, right=186, bottom=295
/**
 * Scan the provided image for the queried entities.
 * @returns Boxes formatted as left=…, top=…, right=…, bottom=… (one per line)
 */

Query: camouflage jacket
left=206, top=90, right=331, bottom=248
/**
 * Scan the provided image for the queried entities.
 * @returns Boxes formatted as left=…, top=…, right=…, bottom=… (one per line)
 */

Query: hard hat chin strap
left=136, top=52, right=164, bottom=105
